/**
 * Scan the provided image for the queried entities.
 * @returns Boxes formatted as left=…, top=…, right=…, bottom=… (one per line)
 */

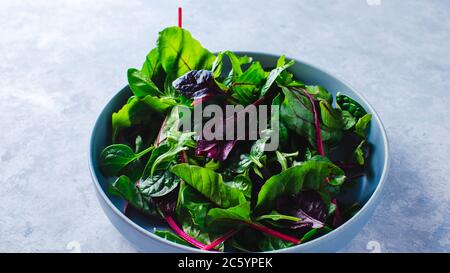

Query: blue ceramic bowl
left=89, top=52, right=389, bottom=253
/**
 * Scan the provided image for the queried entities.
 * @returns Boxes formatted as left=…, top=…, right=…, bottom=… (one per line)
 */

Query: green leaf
left=225, top=174, right=252, bottom=199
left=336, top=92, right=367, bottom=119
left=231, top=62, right=267, bottom=105
left=279, top=86, right=342, bottom=148
left=157, top=27, right=216, bottom=79
left=354, top=113, right=372, bottom=137
left=258, top=235, right=294, bottom=251
left=100, top=144, right=153, bottom=176
left=319, top=99, right=343, bottom=130
left=141, top=47, right=162, bottom=80
left=149, top=131, right=196, bottom=177
left=234, top=129, right=273, bottom=173
left=341, top=110, right=357, bottom=130
left=180, top=186, right=213, bottom=230
left=256, top=211, right=301, bottom=222
left=206, top=202, right=251, bottom=228
left=170, top=164, right=246, bottom=208
left=139, top=167, right=180, bottom=197
left=354, top=140, right=366, bottom=165
left=111, top=96, right=175, bottom=142
left=260, top=57, right=294, bottom=97
left=154, top=230, right=190, bottom=246
left=255, top=160, right=345, bottom=214
left=211, top=52, right=223, bottom=78
left=223, top=51, right=252, bottom=85
left=109, top=175, right=155, bottom=214
left=127, top=68, right=162, bottom=98
left=306, top=85, right=333, bottom=104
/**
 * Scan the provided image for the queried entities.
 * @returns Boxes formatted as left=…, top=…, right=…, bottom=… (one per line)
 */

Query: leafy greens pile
left=99, top=26, right=372, bottom=252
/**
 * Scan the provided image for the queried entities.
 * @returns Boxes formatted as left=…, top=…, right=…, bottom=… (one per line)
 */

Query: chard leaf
left=255, top=160, right=345, bottom=214
left=211, top=52, right=223, bottom=79
left=231, top=62, right=267, bottom=105
left=319, top=99, right=343, bottom=130
left=111, top=96, right=175, bottom=142
left=256, top=211, right=301, bottom=222
left=127, top=68, right=162, bottom=98
left=206, top=202, right=251, bottom=228
left=141, top=47, right=162, bottom=80
left=170, top=164, right=246, bottom=208
left=260, top=56, right=294, bottom=97
left=100, top=144, right=153, bottom=176
left=154, top=230, right=190, bottom=246
left=276, top=190, right=327, bottom=229
left=279, top=86, right=342, bottom=148
left=354, top=113, right=372, bottom=137
left=157, top=27, right=216, bottom=80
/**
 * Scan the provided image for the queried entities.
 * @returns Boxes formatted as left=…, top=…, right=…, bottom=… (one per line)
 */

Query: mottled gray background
left=0, top=0, right=449, bottom=253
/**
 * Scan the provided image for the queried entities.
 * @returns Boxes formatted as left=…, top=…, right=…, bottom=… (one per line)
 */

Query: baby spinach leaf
left=336, top=92, right=366, bottom=119
left=255, top=160, right=345, bottom=214
left=231, top=62, right=267, bottom=105
left=100, top=144, right=153, bottom=177
left=354, top=113, right=372, bottom=137
left=109, top=175, right=155, bottom=214
left=260, top=57, right=294, bottom=97
left=341, top=110, right=357, bottom=130
left=179, top=186, right=213, bottom=230
left=140, top=167, right=180, bottom=198
left=170, top=164, right=246, bottom=208
left=157, top=26, right=216, bottom=80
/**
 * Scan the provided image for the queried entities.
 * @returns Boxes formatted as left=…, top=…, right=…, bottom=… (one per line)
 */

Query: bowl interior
left=90, top=52, right=388, bottom=251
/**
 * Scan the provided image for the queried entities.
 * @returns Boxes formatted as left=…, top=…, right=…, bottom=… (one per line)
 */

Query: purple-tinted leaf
left=172, top=70, right=225, bottom=100
left=276, top=190, right=326, bottom=229
left=195, top=139, right=237, bottom=161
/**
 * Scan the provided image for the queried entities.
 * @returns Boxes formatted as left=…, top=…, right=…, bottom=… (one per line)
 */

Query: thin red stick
left=248, top=222, right=301, bottom=244
left=178, top=7, right=182, bottom=28
left=202, top=229, right=239, bottom=250
left=165, top=214, right=207, bottom=249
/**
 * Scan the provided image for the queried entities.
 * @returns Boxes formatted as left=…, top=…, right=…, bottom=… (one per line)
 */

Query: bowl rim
left=89, top=51, right=390, bottom=253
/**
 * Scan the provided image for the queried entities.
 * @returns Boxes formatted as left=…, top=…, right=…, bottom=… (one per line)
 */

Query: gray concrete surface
left=0, top=0, right=449, bottom=252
